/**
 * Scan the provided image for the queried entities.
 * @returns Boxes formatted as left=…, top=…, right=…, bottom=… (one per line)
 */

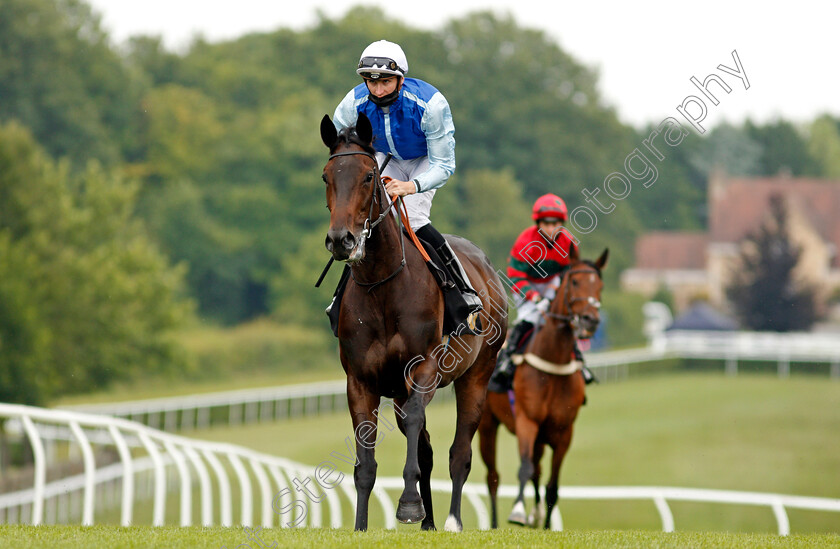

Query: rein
left=326, top=150, right=408, bottom=292
left=543, top=265, right=602, bottom=328
left=517, top=264, right=601, bottom=376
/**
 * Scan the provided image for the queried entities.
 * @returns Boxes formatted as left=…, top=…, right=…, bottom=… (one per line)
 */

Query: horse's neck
left=528, top=322, right=576, bottom=364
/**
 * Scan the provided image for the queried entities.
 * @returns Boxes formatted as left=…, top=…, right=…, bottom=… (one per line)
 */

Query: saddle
left=413, top=232, right=482, bottom=337
left=326, top=232, right=481, bottom=338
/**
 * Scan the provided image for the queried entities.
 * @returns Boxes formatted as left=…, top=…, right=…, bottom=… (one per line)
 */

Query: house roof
left=634, top=232, right=708, bottom=270
left=709, top=175, right=840, bottom=264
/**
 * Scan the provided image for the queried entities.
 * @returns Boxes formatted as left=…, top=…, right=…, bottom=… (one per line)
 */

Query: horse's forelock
left=336, top=126, right=375, bottom=155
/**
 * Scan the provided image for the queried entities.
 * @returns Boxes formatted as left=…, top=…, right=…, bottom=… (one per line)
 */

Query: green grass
left=0, top=526, right=837, bottom=548
left=184, top=372, right=840, bottom=534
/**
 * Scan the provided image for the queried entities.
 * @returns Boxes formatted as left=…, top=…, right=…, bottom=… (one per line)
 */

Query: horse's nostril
left=325, top=236, right=334, bottom=253
left=341, top=234, right=356, bottom=251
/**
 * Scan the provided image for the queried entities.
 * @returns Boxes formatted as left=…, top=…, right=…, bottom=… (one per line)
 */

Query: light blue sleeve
left=333, top=89, right=359, bottom=131
left=415, top=92, right=456, bottom=193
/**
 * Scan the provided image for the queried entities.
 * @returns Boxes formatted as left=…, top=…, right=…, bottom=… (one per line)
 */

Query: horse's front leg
left=347, top=376, right=381, bottom=531
left=508, top=417, right=539, bottom=526
left=544, top=426, right=574, bottom=530
left=394, top=398, right=437, bottom=531
left=528, top=442, right=546, bottom=528
left=397, top=361, right=437, bottom=524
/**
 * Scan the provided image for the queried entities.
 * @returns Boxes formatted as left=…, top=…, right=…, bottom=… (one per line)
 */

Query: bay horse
left=477, top=245, right=608, bottom=529
left=319, top=112, right=507, bottom=532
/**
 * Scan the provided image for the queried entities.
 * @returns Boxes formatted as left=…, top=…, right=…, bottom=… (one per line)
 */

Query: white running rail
left=2, top=403, right=839, bottom=534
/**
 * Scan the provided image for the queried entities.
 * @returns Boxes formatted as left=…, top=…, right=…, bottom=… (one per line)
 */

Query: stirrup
left=465, top=311, right=480, bottom=332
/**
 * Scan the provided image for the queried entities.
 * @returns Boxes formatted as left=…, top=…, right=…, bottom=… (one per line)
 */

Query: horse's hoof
left=527, top=501, right=545, bottom=528
left=444, top=514, right=463, bottom=532
left=507, top=500, right=527, bottom=526
left=396, top=500, right=426, bottom=524
left=508, top=501, right=528, bottom=526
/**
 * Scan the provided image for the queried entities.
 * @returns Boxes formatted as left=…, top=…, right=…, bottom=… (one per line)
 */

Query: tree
left=0, top=123, right=192, bottom=404
left=725, top=194, right=820, bottom=331
left=745, top=118, right=820, bottom=177
left=807, top=114, right=840, bottom=179
left=433, top=168, right=531, bottom=269
left=0, top=0, right=146, bottom=166
left=689, top=123, right=763, bottom=178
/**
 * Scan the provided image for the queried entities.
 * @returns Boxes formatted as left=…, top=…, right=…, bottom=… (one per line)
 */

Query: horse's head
left=320, top=113, right=381, bottom=263
left=549, top=245, right=609, bottom=339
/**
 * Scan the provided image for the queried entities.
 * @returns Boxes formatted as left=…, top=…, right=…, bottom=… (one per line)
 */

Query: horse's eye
left=365, top=172, right=374, bottom=183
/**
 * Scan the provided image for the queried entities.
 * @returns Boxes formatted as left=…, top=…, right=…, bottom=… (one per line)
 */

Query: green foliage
left=689, top=123, right=763, bottom=177
left=178, top=318, right=337, bottom=379
left=0, top=0, right=145, bottom=166
left=650, top=284, right=676, bottom=313
left=437, top=12, right=636, bottom=200
left=746, top=118, right=820, bottom=176
left=807, top=114, right=840, bottom=179
left=0, top=123, right=192, bottom=404
left=726, top=195, right=820, bottom=331
left=600, top=290, right=648, bottom=348
left=433, top=169, right=531, bottom=269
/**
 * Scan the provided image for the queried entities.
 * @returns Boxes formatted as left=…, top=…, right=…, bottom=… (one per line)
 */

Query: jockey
left=326, top=40, right=482, bottom=335
left=489, top=194, right=596, bottom=389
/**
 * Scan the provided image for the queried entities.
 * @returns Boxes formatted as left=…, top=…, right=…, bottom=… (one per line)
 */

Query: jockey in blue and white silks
left=333, top=76, right=455, bottom=230
left=325, top=40, right=482, bottom=336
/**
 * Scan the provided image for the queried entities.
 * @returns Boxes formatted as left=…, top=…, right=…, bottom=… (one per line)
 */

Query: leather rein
left=543, top=264, right=602, bottom=331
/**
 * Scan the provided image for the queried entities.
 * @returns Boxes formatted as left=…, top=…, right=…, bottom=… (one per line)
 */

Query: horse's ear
left=320, top=115, right=338, bottom=149
left=568, top=241, right=579, bottom=262
left=356, top=112, right=373, bottom=145
left=595, top=248, right=609, bottom=270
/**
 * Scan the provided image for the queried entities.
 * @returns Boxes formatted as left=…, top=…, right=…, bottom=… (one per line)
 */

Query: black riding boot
left=415, top=224, right=483, bottom=335
left=434, top=242, right=483, bottom=314
left=489, top=320, right=534, bottom=391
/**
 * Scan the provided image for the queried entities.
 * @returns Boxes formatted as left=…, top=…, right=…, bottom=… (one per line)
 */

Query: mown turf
left=0, top=526, right=838, bottom=549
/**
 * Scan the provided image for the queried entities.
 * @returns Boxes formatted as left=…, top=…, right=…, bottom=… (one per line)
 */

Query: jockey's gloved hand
left=524, top=290, right=541, bottom=303
left=536, top=298, right=551, bottom=313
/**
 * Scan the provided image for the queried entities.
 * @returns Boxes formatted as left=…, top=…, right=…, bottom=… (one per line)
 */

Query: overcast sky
left=86, top=0, right=838, bottom=130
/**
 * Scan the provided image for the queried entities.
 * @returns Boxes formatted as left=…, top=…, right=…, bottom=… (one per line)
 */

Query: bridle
left=543, top=264, right=602, bottom=334
left=326, top=150, right=406, bottom=290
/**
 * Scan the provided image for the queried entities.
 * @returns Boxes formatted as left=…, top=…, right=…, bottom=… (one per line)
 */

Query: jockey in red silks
left=489, top=194, right=596, bottom=389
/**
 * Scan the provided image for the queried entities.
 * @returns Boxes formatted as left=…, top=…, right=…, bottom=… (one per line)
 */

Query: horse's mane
left=335, top=126, right=376, bottom=155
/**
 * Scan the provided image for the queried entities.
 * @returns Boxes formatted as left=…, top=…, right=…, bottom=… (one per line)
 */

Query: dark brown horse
left=478, top=245, right=608, bottom=529
left=320, top=112, right=507, bottom=532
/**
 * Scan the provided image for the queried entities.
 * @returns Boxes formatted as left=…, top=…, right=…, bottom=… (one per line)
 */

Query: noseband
left=326, top=150, right=406, bottom=290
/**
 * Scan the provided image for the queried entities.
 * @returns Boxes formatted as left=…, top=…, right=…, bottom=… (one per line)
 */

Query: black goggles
left=358, top=56, right=401, bottom=73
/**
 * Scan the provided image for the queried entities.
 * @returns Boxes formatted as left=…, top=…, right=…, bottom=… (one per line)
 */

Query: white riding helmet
left=356, top=40, right=408, bottom=79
